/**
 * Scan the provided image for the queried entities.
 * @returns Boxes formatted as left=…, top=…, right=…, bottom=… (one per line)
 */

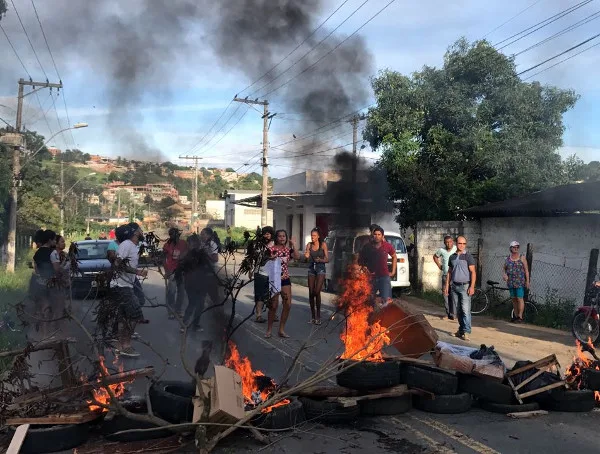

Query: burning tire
left=401, top=364, right=458, bottom=395
left=458, top=374, right=514, bottom=404
left=583, top=369, right=600, bottom=391
left=479, top=400, right=540, bottom=414
left=336, top=359, right=399, bottom=391
left=540, top=389, right=596, bottom=412
left=299, top=397, right=360, bottom=424
left=102, top=400, right=173, bottom=442
left=413, top=392, right=472, bottom=414
left=252, top=397, right=305, bottom=430
left=359, top=395, right=412, bottom=416
left=7, top=423, right=90, bottom=454
left=149, top=380, right=195, bottom=423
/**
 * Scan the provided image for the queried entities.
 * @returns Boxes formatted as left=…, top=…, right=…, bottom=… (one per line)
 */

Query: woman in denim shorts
left=304, top=227, right=329, bottom=325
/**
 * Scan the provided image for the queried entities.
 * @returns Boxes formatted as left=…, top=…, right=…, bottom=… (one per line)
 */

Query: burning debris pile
left=82, top=356, right=131, bottom=412
left=565, top=339, right=600, bottom=402
left=337, top=269, right=390, bottom=362
left=225, top=342, right=290, bottom=413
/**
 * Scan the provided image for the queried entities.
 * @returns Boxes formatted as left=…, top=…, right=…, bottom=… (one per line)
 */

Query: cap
left=510, top=241, right=520, bottom=247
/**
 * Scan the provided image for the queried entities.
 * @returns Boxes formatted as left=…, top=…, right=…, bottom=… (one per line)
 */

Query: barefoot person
left=253, top=226, right=275, bottom=323
left=265, top=230, right=299, bottom=339
left=503, top=241, right=530, bottom=323
left=304, top=227, right=328, bottom=325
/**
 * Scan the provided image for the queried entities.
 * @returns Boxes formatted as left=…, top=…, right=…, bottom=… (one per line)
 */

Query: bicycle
left=471, top=280, right=538, bottom=322
left=572, top=286, right=600, bottom=346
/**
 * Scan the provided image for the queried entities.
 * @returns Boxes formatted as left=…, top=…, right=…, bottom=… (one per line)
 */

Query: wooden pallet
left=505, top=354, right=566, bottom=404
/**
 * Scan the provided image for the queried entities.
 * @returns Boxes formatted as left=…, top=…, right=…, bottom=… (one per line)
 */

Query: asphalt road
left=43, top=269, right=600, bottom=453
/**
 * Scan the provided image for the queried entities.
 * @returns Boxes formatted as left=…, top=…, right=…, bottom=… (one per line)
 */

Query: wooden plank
left=382, top=355, right=437, bottom=368
left=8, top=366, right=154, bottom=410
left=54, top=340, right=76, bottom=387
left=507, top=410, right=548, bottom=419
left=518, top=381, right=565, bottom=399
left=6, top=411, right=101, bottom=426
left=293, top=385, right=360, bottom=398
left=0, top=337, right=77, bottom=358
left=514, top=369, right=545, bottom=391
left=7, top=424, right=29, bottom=454
left=327, top=385, right=412, bottom=403
left=506, top=355, right=557, bottom=377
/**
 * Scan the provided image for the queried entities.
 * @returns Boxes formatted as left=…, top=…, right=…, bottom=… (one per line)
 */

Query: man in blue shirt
left=444, top=236, right=476, bottom=341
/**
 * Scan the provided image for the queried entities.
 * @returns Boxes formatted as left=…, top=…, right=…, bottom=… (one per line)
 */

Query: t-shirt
left=50, top=249, right=70, bottom=272
left=359, top=241, right=396, bottom=278
left=107, top=241, right=119, bottom=252
left=163, top=239, right=188, bottom=274
left=268, top=245, right=294, bottom=280
left=113, top=239, right=140, bottom=288
left=435, top=245, right=457, bottom=276
left=33, top=247, right=54, bottom=279
left=448, top=251, right=476, bottom=284
left=203, top=240, right=219, bottom=271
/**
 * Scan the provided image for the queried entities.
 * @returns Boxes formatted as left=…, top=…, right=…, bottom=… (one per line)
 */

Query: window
left=76, top=242, right=110, bottom=260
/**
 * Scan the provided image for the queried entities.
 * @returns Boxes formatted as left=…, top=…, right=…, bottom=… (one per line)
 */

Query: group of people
left=434, top=235, right=530, bottom=341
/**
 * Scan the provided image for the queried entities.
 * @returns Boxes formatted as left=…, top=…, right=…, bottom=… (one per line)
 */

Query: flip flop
left=265, top=333, right=272, bottom=339
left=315, top=319, right=322, bottom=325
left=278, top=332, right=290, bottom=338
left=254, top=317, right=266, bottom=323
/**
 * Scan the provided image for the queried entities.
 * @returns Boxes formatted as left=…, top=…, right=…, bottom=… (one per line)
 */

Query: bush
left=532, top=288, right=576, bottom=330
left=0, top=266, right=30, bottom=369
left=212, top=226, right=253, bottom=248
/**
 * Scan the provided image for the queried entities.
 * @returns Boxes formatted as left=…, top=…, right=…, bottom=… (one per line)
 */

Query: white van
left=325, top=229, right=410, bottom=292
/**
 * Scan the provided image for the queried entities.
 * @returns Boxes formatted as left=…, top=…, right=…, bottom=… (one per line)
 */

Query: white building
left=224, top=190, right=273, bottom=229
left=205, top=200, right=225, bottom=220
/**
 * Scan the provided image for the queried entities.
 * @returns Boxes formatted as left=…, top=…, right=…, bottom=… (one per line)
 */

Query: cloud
left=559, top=146, right=600, bottom=163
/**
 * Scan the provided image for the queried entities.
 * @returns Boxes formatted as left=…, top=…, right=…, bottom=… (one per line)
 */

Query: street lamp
left=60, top=171, right=96, bottom=236
left=24, top=122, right=89, bottom=166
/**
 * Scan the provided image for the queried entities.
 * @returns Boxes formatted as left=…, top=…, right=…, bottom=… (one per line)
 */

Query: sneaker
left=119, top=346, right=140, bottom=357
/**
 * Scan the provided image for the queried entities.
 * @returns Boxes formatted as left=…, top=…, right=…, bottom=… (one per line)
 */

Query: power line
left=523, top=40, right=600, bottom=79
left=495, top=0, right=593, bottom=49
left=483, top=0, right=545, bottom=38
left=196, top=105, right=250, bottom=155
left=0, top=22, right=32, bottom=77
left=271, top=141, right=356, bottom=160
left=185, top=99, right=234, bottom=155
left=517, top=31, right=600, bottom=75
left=239, top=0, right=352, bottom=95
left=260, top=0, right=397, bottom=99
left=9, top=0, right=48, bottom=79
left=30, top=0, right=76, bottom=147
left=514, top=10, right=600, bottom=56
left=250, top=0, right=372, bottom=97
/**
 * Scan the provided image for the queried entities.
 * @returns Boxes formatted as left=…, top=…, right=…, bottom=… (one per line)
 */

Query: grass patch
left=416, top=289, right=445, bottom=308
left=0, top=266, right=30, bottom=369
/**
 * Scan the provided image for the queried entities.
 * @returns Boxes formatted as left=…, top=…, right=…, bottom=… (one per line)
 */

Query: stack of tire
left=401, top=362, right=472, bottom=414
left=300, top=359, right=410, bottom=424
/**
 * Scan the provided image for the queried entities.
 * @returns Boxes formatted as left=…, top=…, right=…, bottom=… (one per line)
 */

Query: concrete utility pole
left=349, top=114, right=366, bottom=186
left=179, top=155, right=202, bottom=231
left=60, top=159, right=65, bottom=236
left=4, top=78, right=62, bottom=272
left=233, top=97, right=273, bottom=227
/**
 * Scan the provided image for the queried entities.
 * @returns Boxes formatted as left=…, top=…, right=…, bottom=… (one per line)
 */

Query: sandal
left=309, top=319, right=315, bottom=324
left=254, top=317, right=266, bottom=323
left=265, top=332, right=272, bottom=339
left=315, top=319, right=322, bottom=325
left=278, top=332, right=290, bottom=338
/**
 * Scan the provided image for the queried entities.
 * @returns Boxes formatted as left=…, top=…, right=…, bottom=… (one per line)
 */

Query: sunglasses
left=511, top=245, right=520, bottom=248
left=457, top=242, right=467, bottom=245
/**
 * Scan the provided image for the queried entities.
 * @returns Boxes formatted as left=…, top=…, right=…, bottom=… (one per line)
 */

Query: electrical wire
left=0, top=22, right=32, bottom=77
left=196, top=105, right=250, bottom=155
left=9, top=0, right=48, bottom=79
left=185, top=99, right=235, bottom=155
left=517, top=31, right=600, bottom=75
left=483, top=0, right=545, bottom=38
left=259, top=0, right=397, bottom=99
left=495, top=0, right=593, bottom=49
left=523, top=39, right=600, bottom=79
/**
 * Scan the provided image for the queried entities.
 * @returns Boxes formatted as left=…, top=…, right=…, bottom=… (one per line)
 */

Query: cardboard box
left=193, top=366, right=245, bottom=435
left=377, top=300, right=439, bottom=358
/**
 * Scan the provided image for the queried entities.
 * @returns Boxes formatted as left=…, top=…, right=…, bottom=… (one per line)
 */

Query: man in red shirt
left=359, top=226, right=397, bottom=305
left=163, top=227, right=188, bottom=319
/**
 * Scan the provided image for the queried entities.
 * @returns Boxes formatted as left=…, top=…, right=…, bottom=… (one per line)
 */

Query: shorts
left=308, top=262, right=326, bottom=276
left=254, top=273, right=270, bottom=302
left=373, top=275, right=392, bottom=300
left=509, top=287, right=525, bottom=298
left=281, top=278, right=291, bottom=287
left=111, top=286, right=144, bottom=321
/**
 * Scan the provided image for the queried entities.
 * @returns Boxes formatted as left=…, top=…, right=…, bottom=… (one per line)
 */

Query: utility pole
left=349, top=114, right=366, bottom=186
left=60, top=159, right=65, bottom=236
left=179, top=155, right=202, bottom=231
left=233, top=97, right=274, bottom=227
left=5, top=78, right=62, bottom=272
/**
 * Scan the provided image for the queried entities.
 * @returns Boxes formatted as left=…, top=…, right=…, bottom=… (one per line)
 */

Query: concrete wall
left=273, top=173, right=307, bottom=194
left=273, top=171, right=340, bottom=194
left=481, top=216, right=600, bottom=303
left=224, top=192, right=273, bottom=228
left=205, top=200, right=225, bottom=220
left=416, top=220, right=482, bottom=291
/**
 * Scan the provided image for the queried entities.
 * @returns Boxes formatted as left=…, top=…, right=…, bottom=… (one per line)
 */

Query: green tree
left=157, top=196, right=178, bottom=221
left=0, top=1, right=7, bottom=19
left=365, top=39, right=579, bottom=227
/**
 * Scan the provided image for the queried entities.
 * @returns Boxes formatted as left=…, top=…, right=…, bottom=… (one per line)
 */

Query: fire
left=225, top=342, right=290, bottom=413
left=565, top=338, right=600, bottom=402
left=83, top=356, right=129, bottom=412
left=338, top=267, right=390, bottom=362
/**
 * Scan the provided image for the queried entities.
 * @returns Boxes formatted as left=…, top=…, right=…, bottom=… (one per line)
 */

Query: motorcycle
left=572, top=286, right=600, bottom=346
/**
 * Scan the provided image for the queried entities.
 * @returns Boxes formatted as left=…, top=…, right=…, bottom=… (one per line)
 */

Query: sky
left=0, top=0, right=599, bottom=178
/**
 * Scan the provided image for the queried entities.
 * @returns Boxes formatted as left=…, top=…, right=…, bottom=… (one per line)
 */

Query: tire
left=572, top=312, right=600, bottom=346
left=102, top=406, right=173, bottom=442
left=584, top=369, right=600, bottom=391
left=253, top=397, right=305, bottom=430
left=413, top=392, right=472, bottom=414
left=479, top=400, right=540, bottom=414
left=401, top=364, right=458, bottom=395
left=359, top=394, right=412, bottom=416
left=511, top=302, right=537, bottom=323
left=336, top=360, right=399, bottom=391
left=299, top=397, right=360, bottom=424
left=471, top=289, right=488, bottom=315
left=458, top=374, right=514, bottom=404
left=540, top=389, right=596, bottom=412
left=7, top=424, right=90, bottom=454
left=149, top=380, right=195, bottom=423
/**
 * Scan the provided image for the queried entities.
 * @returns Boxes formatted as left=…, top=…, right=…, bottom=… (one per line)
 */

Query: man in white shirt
left=111, top=223, right=147, bottom=357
